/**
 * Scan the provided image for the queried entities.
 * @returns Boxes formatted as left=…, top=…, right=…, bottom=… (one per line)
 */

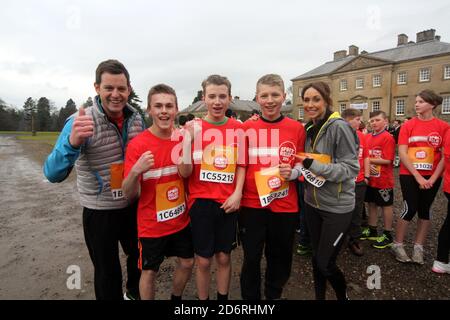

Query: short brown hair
left=95, top=59, right=130, bottom=86
left=341, top=108, right=362, bottom=119
left=301, top=82, right=333, bottom=108
left=369, top=110, right=387, bottom=119
left=256, top=74, right=285, bottom=92
left=147, top=84, right=178, bottom=109
left=417, top=89, right=443, bottom=108
left=202, top=75, right=232, bottom=96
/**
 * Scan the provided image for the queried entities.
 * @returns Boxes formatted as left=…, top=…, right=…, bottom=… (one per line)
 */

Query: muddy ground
left=0, top=135, right=449, bottom=300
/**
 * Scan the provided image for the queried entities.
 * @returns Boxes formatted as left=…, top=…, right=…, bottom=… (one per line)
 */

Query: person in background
left=392, top=90, right=449, bottom=264
left=342, top=108, right=370, bottom=256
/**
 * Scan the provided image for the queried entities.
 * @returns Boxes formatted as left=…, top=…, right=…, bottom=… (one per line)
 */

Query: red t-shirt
left=110, top=115, right=124, bottom=132
left=443, top=130, right=450, bottom=194
left=187, top=118, right=246, bottom=207
left=366, top=130, right=395, bottom=189
left=124, top=129, right=189, bottom=238
left=356, top=131, right=369, bottom=183
left=241, top=117, right=305, bottom=213
left=398, top=117, right=449, bottom=176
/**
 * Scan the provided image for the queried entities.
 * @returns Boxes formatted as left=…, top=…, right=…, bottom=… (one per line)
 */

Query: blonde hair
left=256, top=74, right=285, bottom=93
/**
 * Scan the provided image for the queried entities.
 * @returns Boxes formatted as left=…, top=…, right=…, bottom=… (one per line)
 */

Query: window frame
left=396, top=99, right=405, bottom=116
left=355, top=78, right=364, bottom=89
left=419, top=68, right=431, bottom=82
left=340, top=79, right=348, bottom=91
left=372, top=100, right=381, bottom=112
left=372, top=74, right=382, bottom=87
left=442, top=96, right=450, bottom=114
left=397, top=71, right=407, bottom=85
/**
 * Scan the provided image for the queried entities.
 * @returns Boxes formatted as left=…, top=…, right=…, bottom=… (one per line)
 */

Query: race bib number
left=299, top=166, right=327, bottom=188
left=296, top=153, right=331, bottom=188
left=110, top=162, right=125, bottom=200
left=254, top=167, right=289, bottom=207
left=370, top=164, right=381, bottom=178
left=156, top=180, right=186, bottom=223
left=408, top=147, right=434, bottom=171
left=200, top=145, right=237, bottom=184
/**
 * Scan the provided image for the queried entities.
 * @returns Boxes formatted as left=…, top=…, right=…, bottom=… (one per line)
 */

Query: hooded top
left=302, top=111, right=359, bottom=213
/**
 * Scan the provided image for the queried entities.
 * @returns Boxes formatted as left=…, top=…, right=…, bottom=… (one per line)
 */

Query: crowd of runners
left=43, top=59, right=450, bottom=300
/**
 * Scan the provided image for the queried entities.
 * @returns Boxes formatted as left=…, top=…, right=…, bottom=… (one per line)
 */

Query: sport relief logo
left=213, top=156, right=228, bottom=170
left=167, top=186, right=179, bottom=202
left=267, top=176, right=282, bottom=190
left=427, top=133, right=442, bottom=148
left=279, top=141, right=296, bottom=164
left=415, top=150, right=427, bottom=159
left=371, top=147, right=383, bottom=158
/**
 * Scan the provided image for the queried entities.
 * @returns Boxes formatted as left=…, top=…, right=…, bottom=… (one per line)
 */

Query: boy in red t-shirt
left=239, top=74, right=305, bottom=300
left=123, top=84, right=194, bottom=300
left=363, top=111, right=396, bottom=249
left=178, top=75, right=246, bottom=300
left=342, top=109, right=370, bottom=256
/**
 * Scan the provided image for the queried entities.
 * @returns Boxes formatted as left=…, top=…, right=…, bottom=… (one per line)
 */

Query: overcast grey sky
left=1, top=0, right=449, bottom=111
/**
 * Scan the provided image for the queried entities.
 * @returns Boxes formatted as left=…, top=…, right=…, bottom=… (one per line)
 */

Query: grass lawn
left=0, top=131, right=60, bottom=146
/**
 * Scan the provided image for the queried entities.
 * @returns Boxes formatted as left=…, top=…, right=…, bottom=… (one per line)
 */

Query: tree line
left=0, top=89, right=147, bottom=133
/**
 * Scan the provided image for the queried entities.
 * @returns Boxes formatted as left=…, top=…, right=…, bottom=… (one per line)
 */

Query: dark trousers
left=349, top=181, right=367, bottom=240
left=297, top=181, right=311, bottom=246
left=437, top=193, right=450, bottom=263
left=305, top=203, right=352, bottom=300
left=82, top=203, right=141, bottom=300
left=239, top=207, right=298, bottom=300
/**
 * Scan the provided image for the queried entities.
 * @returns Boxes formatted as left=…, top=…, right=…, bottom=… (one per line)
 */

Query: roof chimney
left=416, top=29, right=436, bottom=43
left=397, top=34, right=408, bottom=46
left=333, top=50, right=347, bottom=61
left=349, top=45, right=359, bottom=56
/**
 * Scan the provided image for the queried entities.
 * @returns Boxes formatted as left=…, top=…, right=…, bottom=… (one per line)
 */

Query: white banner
left=350, top=103, right=368, bottom=110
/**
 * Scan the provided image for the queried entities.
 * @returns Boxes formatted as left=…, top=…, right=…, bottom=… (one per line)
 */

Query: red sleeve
left=295, top=125, right=306, bottom=164
left=236, top=122, right=247, bottom=168
left=360, top=133, right=369, bottom=159
left=398, top=122, right=410, bottom=146
left=124, top=140, right=141, bottom=180
left=385, top=135, right=396, bottom=161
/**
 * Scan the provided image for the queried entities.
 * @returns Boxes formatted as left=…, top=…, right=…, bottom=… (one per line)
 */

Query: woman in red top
left=392, top=90, right=449, bottom=264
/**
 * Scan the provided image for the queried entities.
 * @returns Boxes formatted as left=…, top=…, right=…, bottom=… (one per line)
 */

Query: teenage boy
left=239, top=74, right=305, bottom=300
left=123, top=84, right=194, bottom=300
left=342, top=109, right=370, bottom=256
left=178, top=75, right=246, bottom=300
left=362, top=111, right=396, bottom=249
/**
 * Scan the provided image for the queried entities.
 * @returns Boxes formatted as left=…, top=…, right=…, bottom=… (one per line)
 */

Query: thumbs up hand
left=69, top=107, right=94, bottom=148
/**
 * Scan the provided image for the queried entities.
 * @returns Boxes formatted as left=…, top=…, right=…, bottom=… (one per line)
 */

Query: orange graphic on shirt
left=255, top=166, right=289, bottom=207
left=201, top=144, right=237, bottom=174
left=110, top=162, right=125, bottom=200
left=156, top=180, right=186, bottom=222
left=408, top=147, right=434, bottom=171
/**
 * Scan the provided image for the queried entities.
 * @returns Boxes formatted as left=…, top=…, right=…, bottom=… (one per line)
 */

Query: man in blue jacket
left=44, top=59, right=145, bottom=300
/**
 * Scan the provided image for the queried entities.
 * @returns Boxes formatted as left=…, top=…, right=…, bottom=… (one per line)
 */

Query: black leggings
left=304, top=203, right=352, bottom=300
left=399, top=175, right=442, bottom=221
left=436, top=193, right=450, bottom=263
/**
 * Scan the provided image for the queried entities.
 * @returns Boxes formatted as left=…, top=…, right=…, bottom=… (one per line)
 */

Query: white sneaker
left=432, top=260, right=450, bottom=274
left=391, top=244, right=411, bottom=263
left=412, top=246, right=424, bottom=265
